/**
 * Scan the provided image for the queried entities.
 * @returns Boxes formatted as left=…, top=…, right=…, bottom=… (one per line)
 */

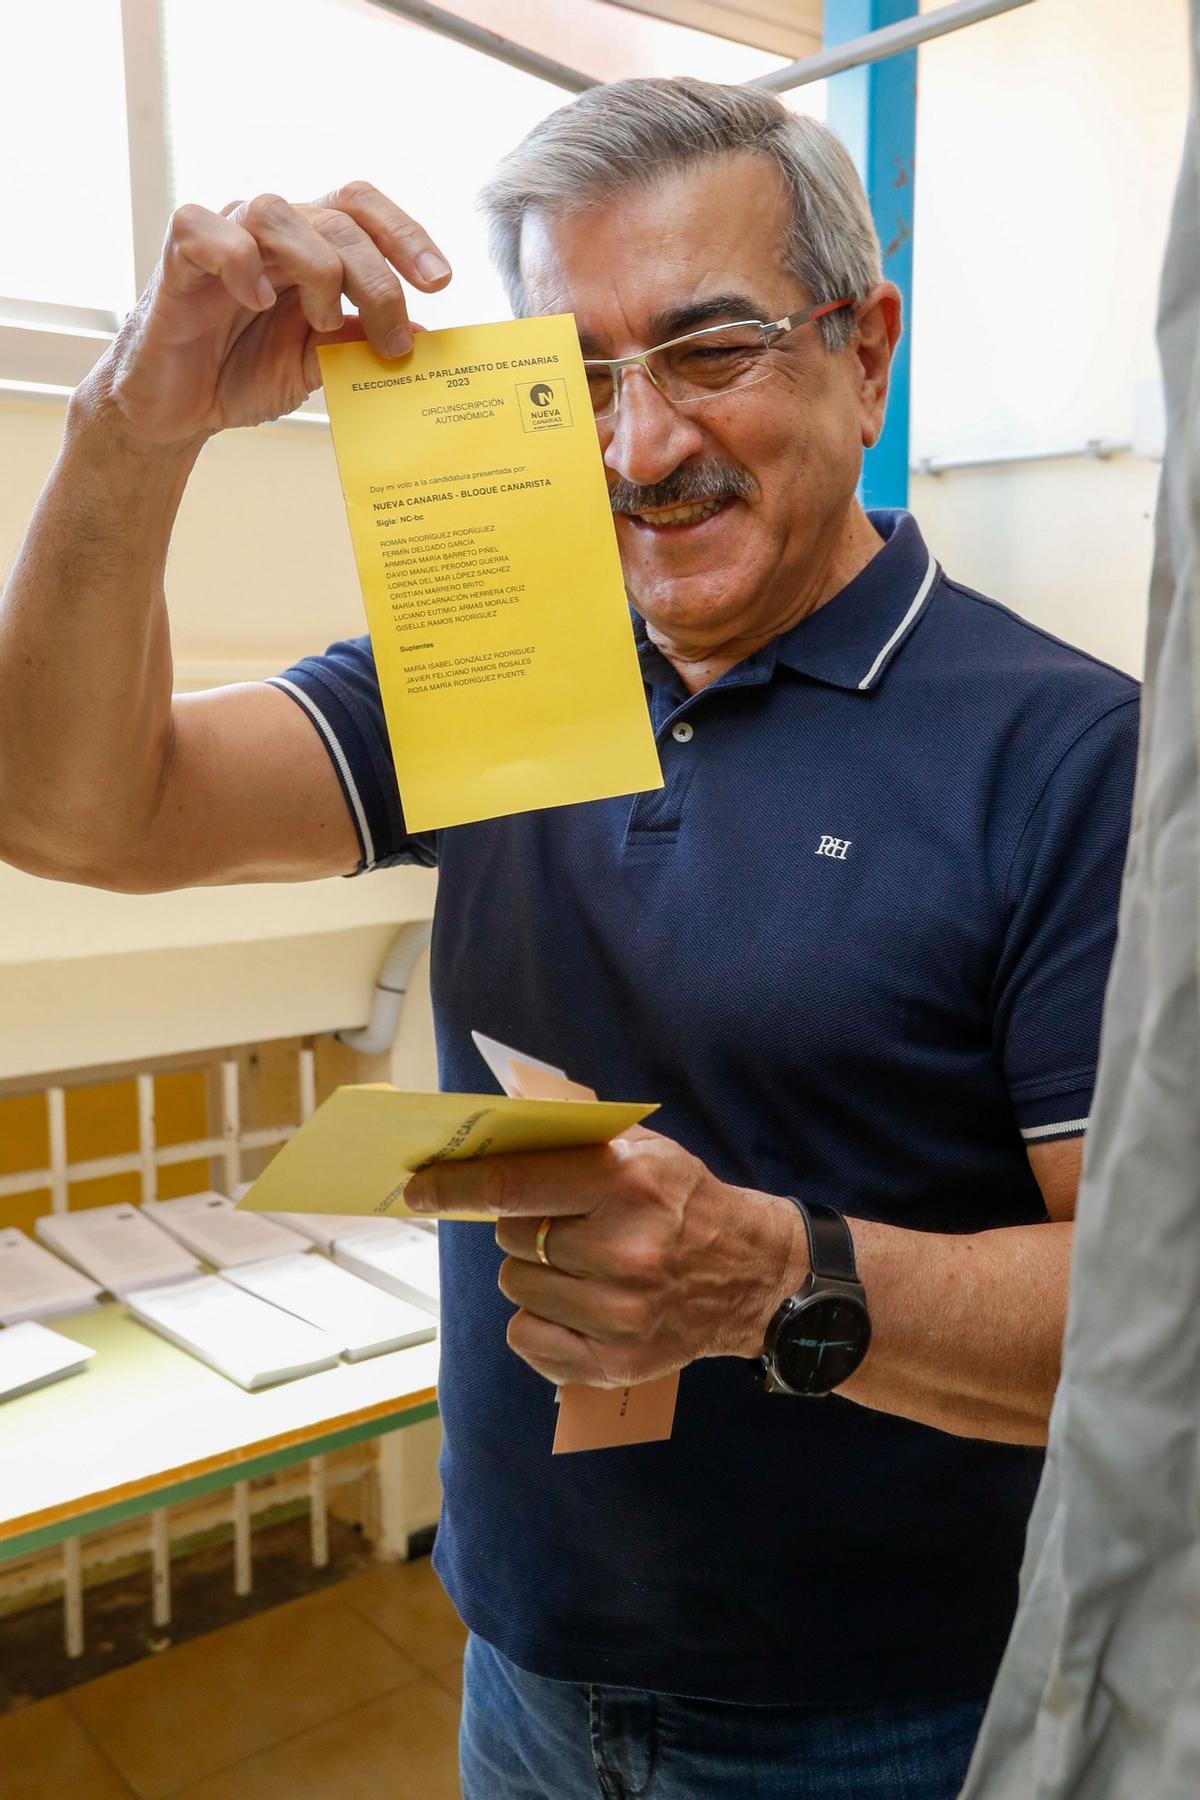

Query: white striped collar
left=769, top=509, right=940, bottom=693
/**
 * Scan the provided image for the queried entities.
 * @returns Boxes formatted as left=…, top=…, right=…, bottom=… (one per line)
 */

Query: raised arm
left=0, top=185, right=451, bottom=892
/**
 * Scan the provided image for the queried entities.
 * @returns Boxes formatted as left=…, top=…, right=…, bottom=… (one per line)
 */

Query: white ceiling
left=602, top=0, right=822, bottom=58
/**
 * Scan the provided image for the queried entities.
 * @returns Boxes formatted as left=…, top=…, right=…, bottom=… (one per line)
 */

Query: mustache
left=609, top=463, right=757, bottom=514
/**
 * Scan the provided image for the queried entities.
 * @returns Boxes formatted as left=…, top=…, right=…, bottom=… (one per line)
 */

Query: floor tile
left=0, top=1694, right=133, bottom=1800
left=66, top=1587, right=421, bottom=1799
left=338, top=1559, right=467, bottom=1673
left=170, top=1677, right=461, bottom=1800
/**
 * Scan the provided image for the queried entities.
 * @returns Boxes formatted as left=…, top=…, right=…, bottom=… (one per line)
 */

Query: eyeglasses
left=581, top=299, right=854, bottom=422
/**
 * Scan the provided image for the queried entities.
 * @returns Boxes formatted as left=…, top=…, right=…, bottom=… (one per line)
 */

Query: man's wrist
left=67, top=370, right=210, bottom=468
left=734, top=1191, right=813, bottom=1360
left=56, top=387, right=208, bottom=549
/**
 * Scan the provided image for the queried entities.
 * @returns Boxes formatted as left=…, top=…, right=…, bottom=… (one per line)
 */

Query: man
left=0, top=78, right=1137, bottom=1800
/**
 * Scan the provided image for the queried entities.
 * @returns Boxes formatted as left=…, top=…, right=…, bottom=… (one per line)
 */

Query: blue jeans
left=460, top=1634, right=988, bottom=1800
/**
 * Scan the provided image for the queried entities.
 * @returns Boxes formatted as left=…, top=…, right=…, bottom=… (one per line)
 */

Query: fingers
left=169, top=186, right=449, bottom=358
left=495, top=1211, right=593, bottom=1274
left=308, top=207, right=415, bottom=356
left=496, top=1214, right=548, bottom=1264
left=226, top=195, right=346, bottom=334
left=308, top=181, right=453, bottom=357
left=406, top=1144, right=616, bottom=1220
left=499, top=1260, right=587, bottom=1327
left=165, top=204, right=276, bottom=314
left=506, top=1309, right=630, bottom=1389
left=301, top=311, right=422, bottom=393
left=500, top=1256, right=658, bottom=1344
left=301, top=312, right=368, bottom=394
left=317, top=180, right=452, bottom=293
left=496, top=1210, right=667, bottom=1299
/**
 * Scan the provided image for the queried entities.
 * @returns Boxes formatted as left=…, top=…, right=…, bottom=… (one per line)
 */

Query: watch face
left=774, top=1293, right=870, bottom=1396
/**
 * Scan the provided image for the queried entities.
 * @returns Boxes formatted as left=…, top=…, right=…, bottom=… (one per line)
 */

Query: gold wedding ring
left=535, top=1215, right=555, bottom=1268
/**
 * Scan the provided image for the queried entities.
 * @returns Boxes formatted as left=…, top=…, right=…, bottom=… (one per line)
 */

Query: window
left=162, top=0, right=791, bottom=330
left=0, top=0, right=810, bottom=384
left=0, top=0, right=133, bottom=317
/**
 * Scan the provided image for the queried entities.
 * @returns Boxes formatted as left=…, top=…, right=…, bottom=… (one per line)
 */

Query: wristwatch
left=760, top=1199, right=871, bottom=1396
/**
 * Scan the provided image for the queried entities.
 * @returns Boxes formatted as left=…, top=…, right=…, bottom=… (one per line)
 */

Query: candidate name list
left=370, top=465, right=554, bottom=697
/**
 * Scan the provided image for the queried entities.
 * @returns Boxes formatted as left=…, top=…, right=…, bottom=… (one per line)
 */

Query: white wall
left=0, top=400, right=437, bottom=1078
left=912, top=455, right=1161, bottom=678
left=909, top=0, right=1188, bottom=675
left=0, top=394, right=367, bottom=688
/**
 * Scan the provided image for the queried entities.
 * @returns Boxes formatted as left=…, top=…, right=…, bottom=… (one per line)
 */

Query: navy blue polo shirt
left=271, top=510, right=1138, bottom=1706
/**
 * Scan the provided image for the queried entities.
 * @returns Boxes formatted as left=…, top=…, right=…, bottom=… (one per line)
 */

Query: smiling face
left=518, top=152, right=899, bottom=687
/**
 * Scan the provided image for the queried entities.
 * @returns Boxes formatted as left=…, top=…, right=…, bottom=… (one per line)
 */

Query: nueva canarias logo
left=517, top=378, right=573, bottom=433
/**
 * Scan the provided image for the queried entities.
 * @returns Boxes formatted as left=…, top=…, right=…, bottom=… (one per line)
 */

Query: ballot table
left=0, top=1302, right=439, bottom=1562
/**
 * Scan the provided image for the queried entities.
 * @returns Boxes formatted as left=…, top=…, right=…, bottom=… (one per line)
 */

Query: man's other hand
left=94, top=183, right=452, bottom=445
left=405, top=1131, right=808, bottom=1388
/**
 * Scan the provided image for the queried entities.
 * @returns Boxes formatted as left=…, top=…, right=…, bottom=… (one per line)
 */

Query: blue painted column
left=822, top=0, right=917, bottom=510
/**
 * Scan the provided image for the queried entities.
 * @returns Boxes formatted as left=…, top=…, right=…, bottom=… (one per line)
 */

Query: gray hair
left=478, top=77, right=881, bottom=352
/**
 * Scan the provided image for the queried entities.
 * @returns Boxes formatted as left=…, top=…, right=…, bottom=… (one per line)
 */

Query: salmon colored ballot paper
left=317, top=318, right=663, bottom=832
left=472, top=1032, right=680, bottom=1455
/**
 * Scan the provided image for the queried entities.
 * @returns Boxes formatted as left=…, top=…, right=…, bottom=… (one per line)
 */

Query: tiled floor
left=0, top=1558, right=466, bottom=1800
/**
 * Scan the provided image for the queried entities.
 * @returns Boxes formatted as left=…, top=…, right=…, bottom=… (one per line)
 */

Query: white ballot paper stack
left=232, top=1179, right=419, bottom=1253
left=141, top=1193, right=310, bottom=1268
left=37, top=1204, right=200, bottom=1299
left=257, top=1212, right=423, bottom=1253
left=127, top=1276, right=341, bottom=1391
left=0, top=1226, right=102, bottom=1324
left=0, top=1320, right=96, bottom=1402
left=223, top=1254, right=436, bottom=1361
left=334, top=1222, right=441, bottom=1317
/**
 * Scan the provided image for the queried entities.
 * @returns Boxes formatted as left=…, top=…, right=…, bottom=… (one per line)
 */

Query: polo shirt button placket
left=623, top=711, right=701, bottom=842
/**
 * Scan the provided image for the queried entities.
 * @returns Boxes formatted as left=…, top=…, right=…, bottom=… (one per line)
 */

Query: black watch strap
left=786, top=1198, right=859, bottom=1284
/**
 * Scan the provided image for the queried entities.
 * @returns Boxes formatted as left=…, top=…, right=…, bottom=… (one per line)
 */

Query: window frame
left=0, top=0, right=601, bottom=420
left=0, top=0, right=165, bottom=395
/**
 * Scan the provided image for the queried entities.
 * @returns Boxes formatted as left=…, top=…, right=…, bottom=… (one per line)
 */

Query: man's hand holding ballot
left=103, top=183, right=451, bottom=443
left=405, top=1128, right=806, bottom=1391
left=0, top=180, right=460, bottom=893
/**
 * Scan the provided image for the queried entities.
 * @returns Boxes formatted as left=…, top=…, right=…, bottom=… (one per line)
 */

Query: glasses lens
left=586, top=365, right=616, bottom=420
left=655, top=326, right=769, bottom=402
left=585, top=325, right=772, bottom=421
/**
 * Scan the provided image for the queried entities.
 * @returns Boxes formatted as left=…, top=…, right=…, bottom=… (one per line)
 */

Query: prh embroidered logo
left=516, top=378, right=573, bottom=433
left=815, top=835, right=852, bottom=861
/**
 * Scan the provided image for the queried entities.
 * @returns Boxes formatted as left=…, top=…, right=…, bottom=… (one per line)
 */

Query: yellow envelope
left=318, top=317, right=663, bottom=832
left=235, top=1087, right=658, bottom=1222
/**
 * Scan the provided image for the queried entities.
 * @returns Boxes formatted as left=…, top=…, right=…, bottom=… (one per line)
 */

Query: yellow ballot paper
left=236, top=1087, right=658, bottom=1223
left=317, top=317, right=663, bottom=832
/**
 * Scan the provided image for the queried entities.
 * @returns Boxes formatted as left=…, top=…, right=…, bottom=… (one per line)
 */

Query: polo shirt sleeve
left=992, top=695, right=1139, bottom=1145
left=265, top=635, right=438, bottom=874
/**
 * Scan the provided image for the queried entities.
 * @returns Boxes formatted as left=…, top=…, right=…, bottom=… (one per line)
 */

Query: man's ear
left=853, top=282, right=903, bottom=450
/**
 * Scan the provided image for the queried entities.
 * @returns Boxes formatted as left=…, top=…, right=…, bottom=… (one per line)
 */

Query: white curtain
left=961, top=8, right=1200, bottom=1795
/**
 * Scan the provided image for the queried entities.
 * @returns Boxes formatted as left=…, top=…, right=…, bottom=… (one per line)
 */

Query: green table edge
left=0, top=1397, right=440, bottom=1562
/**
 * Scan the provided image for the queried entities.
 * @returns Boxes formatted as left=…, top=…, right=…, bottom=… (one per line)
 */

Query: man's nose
left=602, top=366, right=706, bottom=488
